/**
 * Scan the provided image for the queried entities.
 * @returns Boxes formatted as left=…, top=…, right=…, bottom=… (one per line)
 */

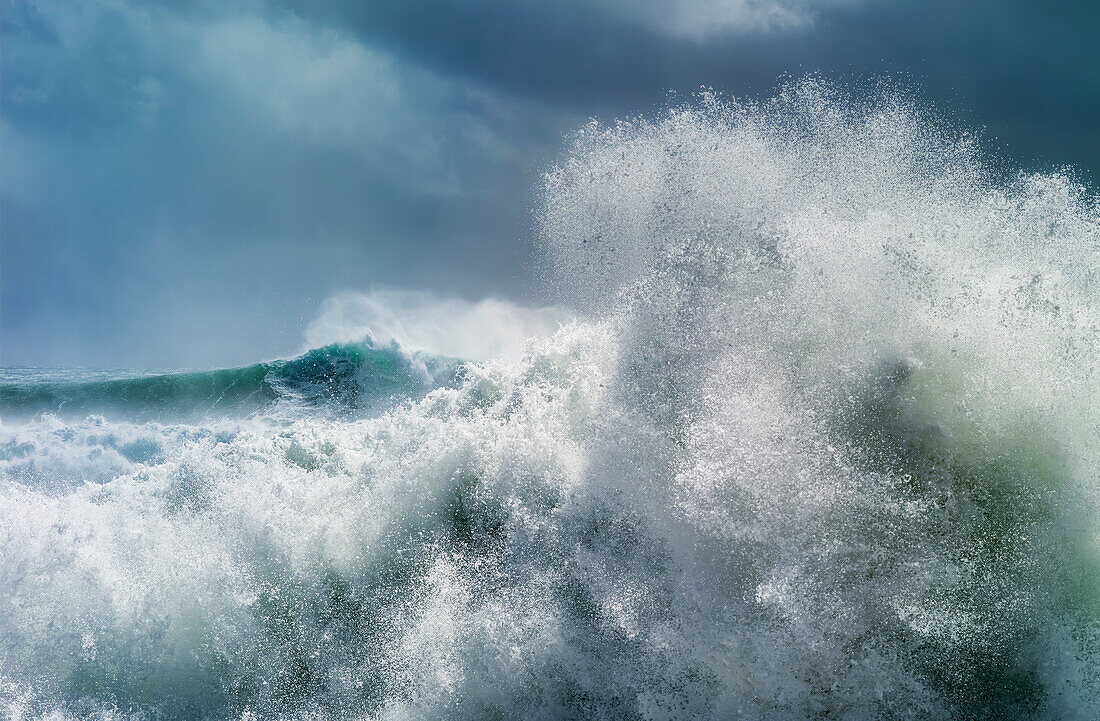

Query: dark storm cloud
left=293, top=0, right=1100, bottom=173
left=2, top=0, right=1098, bottom=367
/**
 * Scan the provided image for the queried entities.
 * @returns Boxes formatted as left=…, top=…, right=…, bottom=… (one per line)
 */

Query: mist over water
left=3, top=80, right=1100, bottom=719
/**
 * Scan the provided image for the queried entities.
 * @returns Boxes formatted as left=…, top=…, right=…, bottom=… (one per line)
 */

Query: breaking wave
left=3, top=79, right=1100, bottom=720
left=0, top=342, right=461, bottom=423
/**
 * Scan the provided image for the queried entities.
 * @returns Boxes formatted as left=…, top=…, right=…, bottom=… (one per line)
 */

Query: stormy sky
left=3, top=0, right=1098, bottom=368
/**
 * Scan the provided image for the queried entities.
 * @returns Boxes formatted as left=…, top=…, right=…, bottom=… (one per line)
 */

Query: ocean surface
left=3, top=80, right=1100, bottom=719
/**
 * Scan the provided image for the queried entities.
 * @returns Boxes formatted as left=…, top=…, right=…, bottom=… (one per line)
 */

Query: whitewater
left=2, top=80, right=1099, bottom=720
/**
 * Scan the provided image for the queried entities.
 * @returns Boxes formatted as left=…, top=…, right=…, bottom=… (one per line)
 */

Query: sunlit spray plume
left=304, top=289, right=569, bottom=361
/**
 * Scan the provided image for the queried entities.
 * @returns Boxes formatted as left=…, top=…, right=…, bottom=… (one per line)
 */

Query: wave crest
left=0, top=341, right=461, bottom=423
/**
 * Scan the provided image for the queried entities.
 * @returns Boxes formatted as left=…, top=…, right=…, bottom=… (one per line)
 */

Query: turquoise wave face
left=0, top=342, right=463, bottom=422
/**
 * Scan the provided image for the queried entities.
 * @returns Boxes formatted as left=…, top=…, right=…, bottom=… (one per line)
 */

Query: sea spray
left=3, top=79, right=1100, bottom=719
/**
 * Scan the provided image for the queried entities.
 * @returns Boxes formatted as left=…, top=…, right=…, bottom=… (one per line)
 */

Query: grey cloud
left=1, top=0, right=569, bottom=367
